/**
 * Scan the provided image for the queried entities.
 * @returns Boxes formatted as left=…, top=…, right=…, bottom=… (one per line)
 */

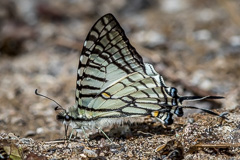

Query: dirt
left=0, top=0, right=240, bottom=159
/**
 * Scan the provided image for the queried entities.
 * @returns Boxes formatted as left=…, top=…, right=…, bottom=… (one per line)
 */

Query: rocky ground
left=0, top=0, right=239, bottom=159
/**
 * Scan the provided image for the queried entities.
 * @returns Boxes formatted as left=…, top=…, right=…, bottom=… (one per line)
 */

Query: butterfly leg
left=97, top=127, right=113, bottom=143
left=64, top=124, right=69, bottom=141
left=68, top=129, right=81, bottom=140
left=75, top=131, right=79, bottom=139
left=81, top=126, right=90, bottom=141
left=68, top=129, right=75, bottom=141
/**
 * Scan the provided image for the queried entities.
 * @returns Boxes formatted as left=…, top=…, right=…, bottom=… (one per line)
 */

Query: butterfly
left=36, top=13, right=226, bottom=141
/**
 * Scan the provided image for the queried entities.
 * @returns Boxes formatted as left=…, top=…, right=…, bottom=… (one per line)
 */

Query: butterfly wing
left=83, top=71, right=175, bottom=124
left=76, top=14, right=146, bottom=108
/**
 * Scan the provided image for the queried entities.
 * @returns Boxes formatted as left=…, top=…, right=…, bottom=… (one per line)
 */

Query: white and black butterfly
left=36, top=13, right=226, bottom=140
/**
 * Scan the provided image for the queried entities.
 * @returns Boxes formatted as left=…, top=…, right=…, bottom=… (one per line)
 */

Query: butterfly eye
left=170, top=87, right=178, bottom=98
left=65, top=115, right=71, bottom=121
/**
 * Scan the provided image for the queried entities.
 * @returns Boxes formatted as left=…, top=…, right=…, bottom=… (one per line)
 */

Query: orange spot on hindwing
left=152, top=111, right=159, bottom=117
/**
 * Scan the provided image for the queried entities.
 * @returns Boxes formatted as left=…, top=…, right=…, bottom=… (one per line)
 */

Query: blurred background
left=0, top=0, right=239, bottom=140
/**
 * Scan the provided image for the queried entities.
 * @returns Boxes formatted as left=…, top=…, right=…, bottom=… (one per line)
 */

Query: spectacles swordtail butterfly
left=35, top=13, right=226, bottom=141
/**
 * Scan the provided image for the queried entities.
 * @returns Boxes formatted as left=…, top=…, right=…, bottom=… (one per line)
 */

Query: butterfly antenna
left=35, top=89, right=66, bottom=112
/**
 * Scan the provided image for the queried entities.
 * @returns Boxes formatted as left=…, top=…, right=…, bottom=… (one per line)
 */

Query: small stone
left=99, top=152, right=105, bottom=157
left=36, top=127, right=44, bottom=134
left=19, top=138, right=34, bottom=144
left=229, top=35, right=240, bottom=46
left=194, top=29, right=211, bottom=41
left=188, top=118, right=195, bottom=124
left=127, top=150, right=134, bottom=157
left=161, top=0, right=190, bottom=13
left=8, top=133, right=18, bottom=140
left=133, top=31, right=166, bottom=49
left=80, top=154, right=87, bottom=158
left=83, top=149, right=97, bottom=158
left=11, top=116, right=25, bottom=125
left=25, top=130, right=36, bottom=137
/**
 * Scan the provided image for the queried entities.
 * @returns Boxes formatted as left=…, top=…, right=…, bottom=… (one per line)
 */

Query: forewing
left=76, top=14, right=146, bottom=108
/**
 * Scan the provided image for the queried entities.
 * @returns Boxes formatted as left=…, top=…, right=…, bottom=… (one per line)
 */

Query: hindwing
left=86, top=72, right=172, bottom=118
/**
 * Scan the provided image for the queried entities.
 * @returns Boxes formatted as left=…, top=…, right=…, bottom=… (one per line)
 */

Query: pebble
left=25, top=130, right=36, bottom=137
left=83, top=149, right=97, bottom=158
left=229, top=35, right=240, bottom=46
left=161, top=0, right=190, bottom=13
left=193, top=29, right=211, bottom=41
left=19, top=138, right=34, bottom=144
left=127, top=150, right=134, bottom=157
left=134, top=31, right=166, bottom=48
left=36, top=127, right=44, bottom=134
left=188, top=118, right=195, bottom=124
left=8, top=133, right=19, bottom=140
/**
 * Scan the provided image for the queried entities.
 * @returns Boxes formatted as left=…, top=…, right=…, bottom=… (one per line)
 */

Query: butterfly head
left=35, top=89, right=75, bottom=136
left=35, top=89, right=76, bottom=124
left=56, top=107, right=71, bottom=123
left=55, top=105, right=80, bottom=124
